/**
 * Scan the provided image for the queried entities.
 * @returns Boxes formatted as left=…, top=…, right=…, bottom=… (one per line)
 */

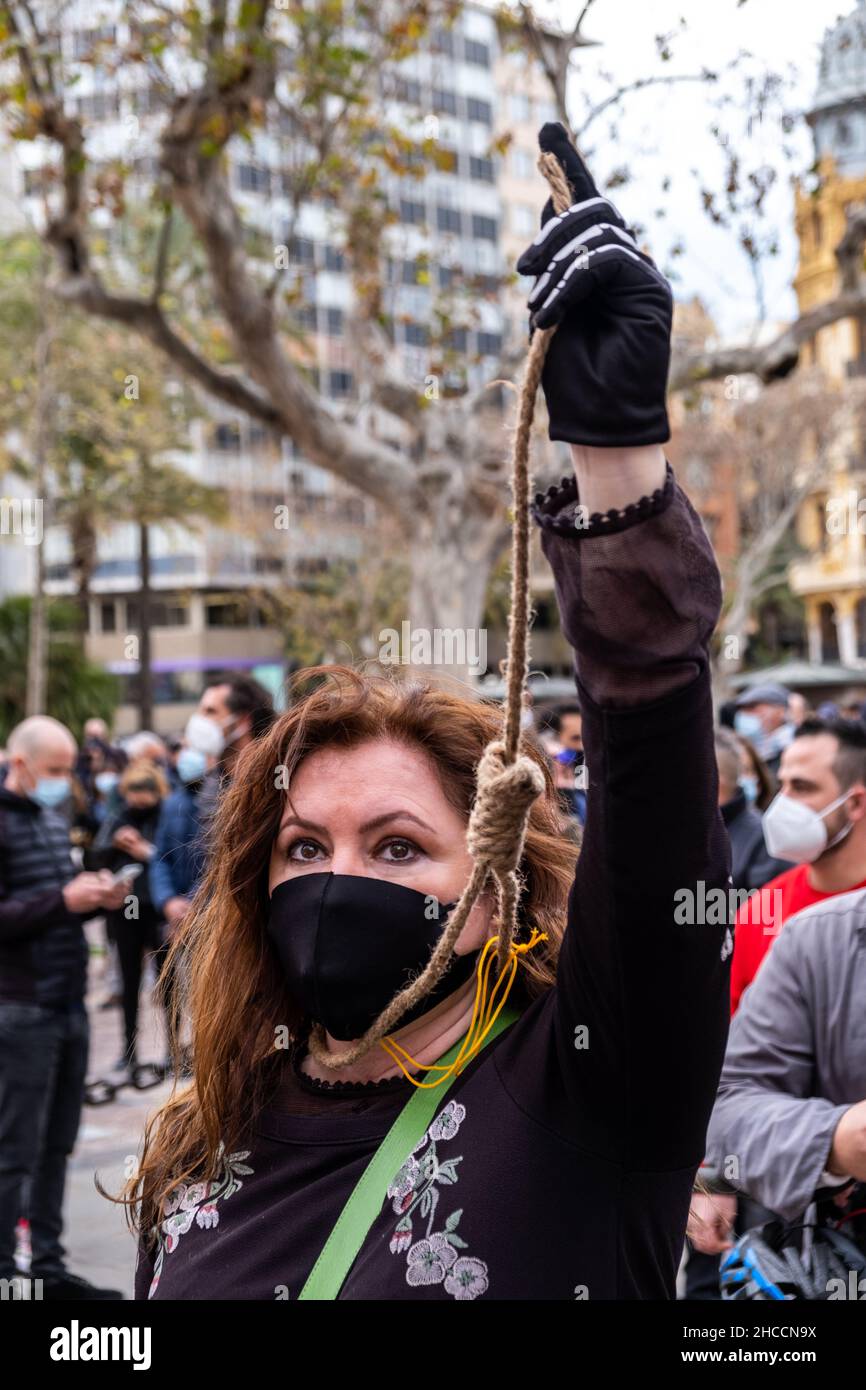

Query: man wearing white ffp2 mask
left=727, top=717, right=866, bottom=1015
left=762, top=786, right=854, bottom=864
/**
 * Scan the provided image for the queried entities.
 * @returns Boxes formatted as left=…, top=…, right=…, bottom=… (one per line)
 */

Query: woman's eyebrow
left=359, top=811, right=435, bottom=834
left=277, top=810, right=435, bottom=835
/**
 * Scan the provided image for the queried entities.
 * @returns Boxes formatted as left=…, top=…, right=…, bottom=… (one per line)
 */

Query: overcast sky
left=524, top=0, right=843, bottom=340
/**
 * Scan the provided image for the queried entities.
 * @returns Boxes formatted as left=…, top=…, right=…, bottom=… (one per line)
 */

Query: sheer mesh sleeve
left=532, top=462, right=723, bottom=707
left=525, top=460, right=732, bottom=1172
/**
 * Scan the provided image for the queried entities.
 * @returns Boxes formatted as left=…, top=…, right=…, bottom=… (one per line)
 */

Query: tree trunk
left=405, top=505, right=508, bottom=690
left=70, top=510, right=97, bottom=634
left=138, top=509, right=154, bottom=731
left=26, top=549, right=48, bottom=717
left=26, top=303, right=52, bottom=716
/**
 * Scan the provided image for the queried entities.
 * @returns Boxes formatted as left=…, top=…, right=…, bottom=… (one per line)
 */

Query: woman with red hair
left=124, top=126, right=731, bottom=1302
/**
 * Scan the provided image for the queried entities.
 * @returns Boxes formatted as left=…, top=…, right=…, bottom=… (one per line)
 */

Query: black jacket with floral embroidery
left=135, top=464, right=731, bottom=1302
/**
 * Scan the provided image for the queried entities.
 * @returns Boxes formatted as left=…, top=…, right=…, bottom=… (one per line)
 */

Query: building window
left=325, top=306, right=344, bottom=336
left=237, top=164, right=271, bottom=194
left=72, top=26, right=116, bottom=58
left=469, top=155, right=494, bottom=183
left=510, top=93, right=533, bottom=123
left=463, top=39, right=491, bottom=67
left=392, top=76, right=422, bottom=104
left=404, top=322, right=429, bottom=347
left=436, top=205, right=462, bottom=234
left=127, top=600, right=189, bottom=629
left=476, top=331, right=502, bottom=356
left=466, top=97, right=492, bottom=126
left=295, top=304, right=318, bottom=332
left=432, top=87, right=458, bottom=116
left=857, top=599, right=866, bottom=660
left=328, top=369, right=354, bottom=396
left=471, top=213, right=498, bottom=242
left=323, top=243, right=345, bottom=271
left=444, top=326, right=468, bottom=351
left=214, top=422, right=242, bottom=451
left=205, top=600, right=265, bottom=629
left=100, top=601, right=117, bottom=634
left=76, top=91, right=120, bottom=119
left=819, top=601, right=839, bottom=663
left=287, top=235, right=316, bottom=265
left=400, top=198, right=426, bottom=225
left=430, top=27, right=455, bottom=56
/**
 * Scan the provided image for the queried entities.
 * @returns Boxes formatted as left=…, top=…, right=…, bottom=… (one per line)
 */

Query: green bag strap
left=297, top=1004, right=520, bottom=1301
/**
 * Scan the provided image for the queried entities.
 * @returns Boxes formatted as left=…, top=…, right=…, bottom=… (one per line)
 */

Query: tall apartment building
left=2, top=3, right=572, bottom=729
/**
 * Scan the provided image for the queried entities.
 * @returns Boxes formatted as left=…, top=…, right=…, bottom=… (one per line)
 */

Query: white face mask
left=184, top=713, right=225, bottom=758
left=762, top=789, right=854, bottom=864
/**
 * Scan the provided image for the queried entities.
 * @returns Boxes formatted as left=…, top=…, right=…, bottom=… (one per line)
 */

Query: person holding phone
left=91, top=762, right=170, bottom=1078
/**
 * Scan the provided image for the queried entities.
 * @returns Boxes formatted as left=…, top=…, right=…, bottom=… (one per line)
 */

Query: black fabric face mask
left=265, top=873, right=480, bottom=1042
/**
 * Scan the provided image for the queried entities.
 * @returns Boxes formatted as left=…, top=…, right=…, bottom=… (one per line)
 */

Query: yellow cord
left=378, top=928, right=548, bottom=1089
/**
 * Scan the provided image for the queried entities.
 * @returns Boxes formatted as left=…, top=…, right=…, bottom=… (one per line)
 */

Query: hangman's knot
left=466, top=740, right=545, bottom=874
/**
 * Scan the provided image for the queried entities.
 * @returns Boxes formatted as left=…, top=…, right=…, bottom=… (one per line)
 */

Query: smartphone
left=111, top=863, right=144, bottom=887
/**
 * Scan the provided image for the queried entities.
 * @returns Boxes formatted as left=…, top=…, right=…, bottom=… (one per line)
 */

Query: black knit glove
left=516, top=123, right=673, bottom=448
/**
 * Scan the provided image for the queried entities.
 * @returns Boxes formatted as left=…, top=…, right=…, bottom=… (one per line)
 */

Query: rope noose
left=306, top=150, right=574, bottom=1071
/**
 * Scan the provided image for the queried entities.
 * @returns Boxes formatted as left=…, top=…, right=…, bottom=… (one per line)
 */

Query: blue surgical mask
left=177, top=747, right=207, bottom=784
left=31, top=777, right=70, bottom=810
left=95, top=771, right=119, bottom=795
left=734, top=711, right=763, bottom=740
left=738, top=774, right=759, bottom=805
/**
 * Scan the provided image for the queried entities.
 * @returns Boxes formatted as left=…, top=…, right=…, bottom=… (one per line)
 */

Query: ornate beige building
left=789, top=1, right=866, bottom=670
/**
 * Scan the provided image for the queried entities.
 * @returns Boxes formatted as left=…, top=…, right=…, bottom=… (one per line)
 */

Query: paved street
left=56, top=924, right=176, bottom=1300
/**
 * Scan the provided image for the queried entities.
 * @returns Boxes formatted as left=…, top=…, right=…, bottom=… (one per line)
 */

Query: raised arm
left=520, top=125, right=731, bottom=1170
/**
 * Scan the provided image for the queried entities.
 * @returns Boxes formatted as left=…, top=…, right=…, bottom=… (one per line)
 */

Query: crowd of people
left=1, top=666, right=863, bottom=1301
left=0, top=673, right=275, bottom=1299
left=1, top=115, right=864, bottom=1301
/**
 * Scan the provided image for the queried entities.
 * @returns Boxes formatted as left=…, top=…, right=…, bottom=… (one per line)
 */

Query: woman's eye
left=287, top=839, right=324, bottom=862
left=379, top=838, right=420, bottom=863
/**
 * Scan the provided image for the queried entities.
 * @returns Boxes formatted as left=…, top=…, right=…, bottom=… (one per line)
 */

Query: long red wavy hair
left=112, top=666, right=579, bottom=1247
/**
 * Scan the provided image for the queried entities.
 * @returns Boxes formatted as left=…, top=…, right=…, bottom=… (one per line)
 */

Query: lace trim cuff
left=532, top=460, right=676, bottom=539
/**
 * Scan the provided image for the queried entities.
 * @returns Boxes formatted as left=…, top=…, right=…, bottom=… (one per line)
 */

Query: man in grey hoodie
left=692, top=886, right=866, bottom=1266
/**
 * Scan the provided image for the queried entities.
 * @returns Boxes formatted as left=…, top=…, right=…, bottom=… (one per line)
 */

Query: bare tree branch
left=578, top=73, right=716, bottom=140
left=50, top=275, right=282, bottom=426
left=670, top=287, right=866, bottom=389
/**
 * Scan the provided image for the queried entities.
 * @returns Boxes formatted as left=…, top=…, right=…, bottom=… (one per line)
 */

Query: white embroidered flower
left=428, top=1100, right=466, bottom=1142
left=390, top=1224, right=412, bottom=1255
left=387, top=1155, right=421, bottom=1213
left=180, top=1182, right=209, bottom=1211
left=163, top=1184, right=187, bottom=1216
left=406, top=1234, right=459, bottom=1286
left=162, top=1208, right=196, bottom=1239
left=445, top=1257, right=489, bottom=1300
left=195, top=1203, right=219, bottom=1230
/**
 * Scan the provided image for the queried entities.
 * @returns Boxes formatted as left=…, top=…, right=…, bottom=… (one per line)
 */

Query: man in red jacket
left=729, top=716, right=866, bottom=1014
